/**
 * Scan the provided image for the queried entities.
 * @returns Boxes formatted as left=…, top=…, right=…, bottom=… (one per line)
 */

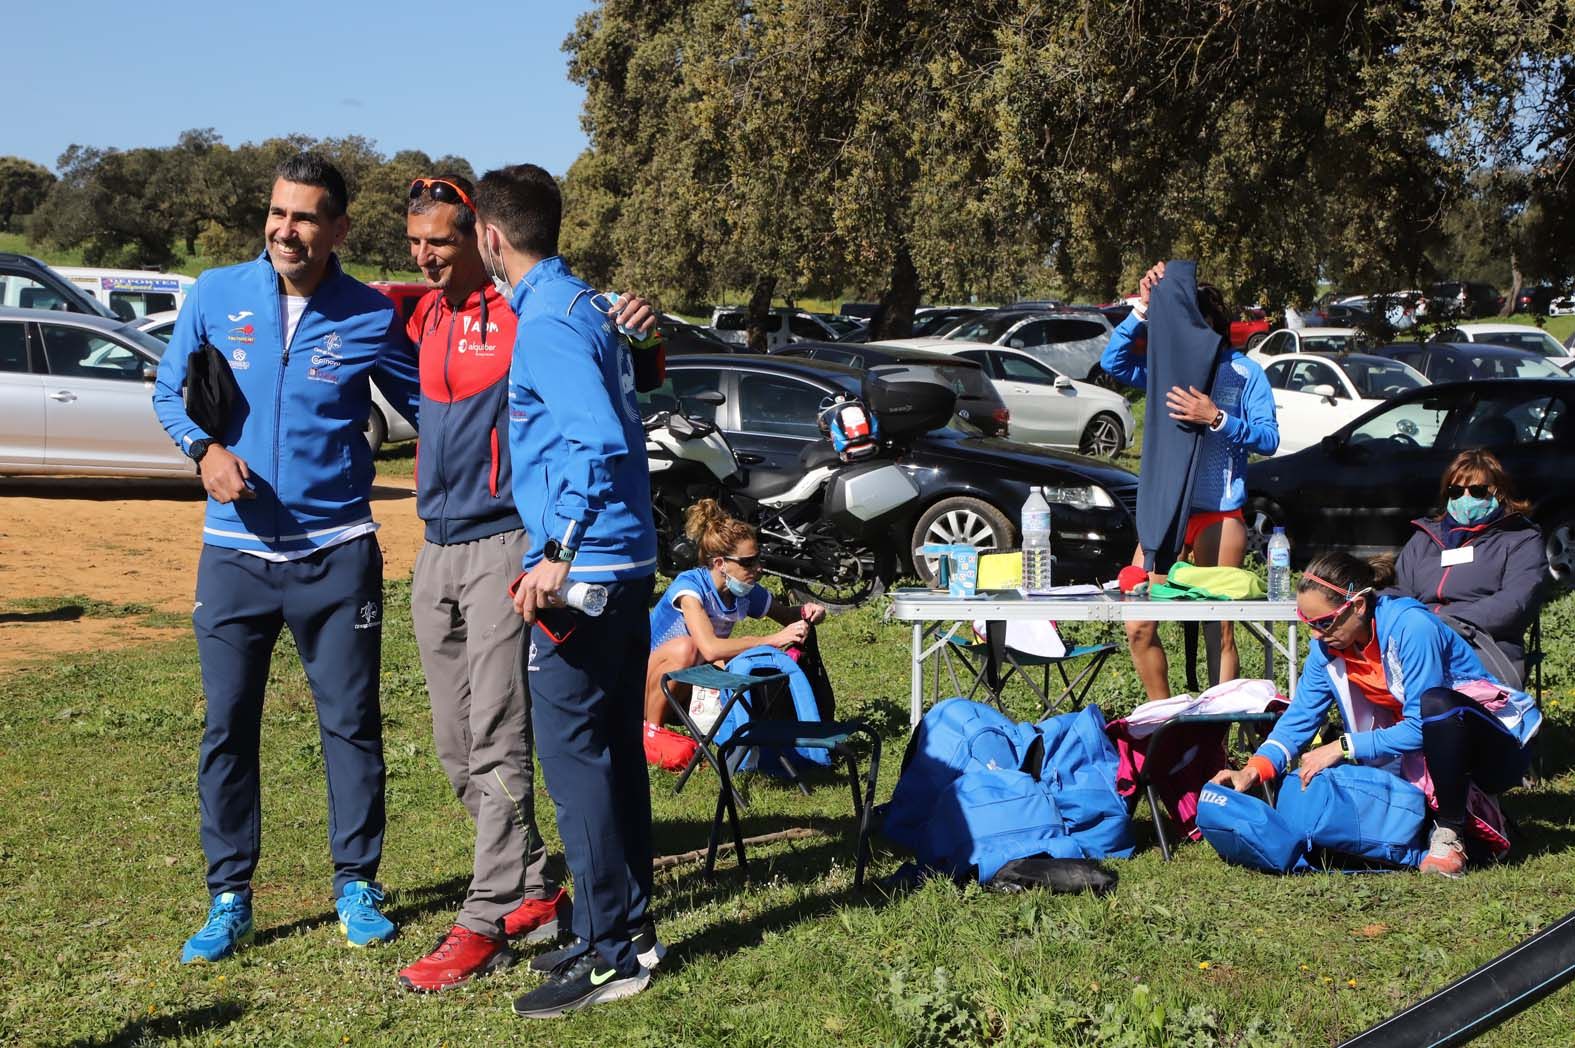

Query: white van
left=55, top=267, right=195, bottom=321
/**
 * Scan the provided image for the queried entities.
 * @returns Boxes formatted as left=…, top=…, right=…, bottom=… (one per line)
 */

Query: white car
left=1550, top=295, right=1575, bottom=317
left=927, top=309, right=1115, bottom=383
left=1249, top=327, right=1377, bottom=362
left=709, top=307, right=840, bottom=349
left=132, top=311, right=417, bottom=452
left=56, top=267, right=194, bottom=321
left=1259, top=352, right=1430, bottom=457
left=882, top=340, right=1134, bottom=456
left=1429, top=322, right=1574, bottom=370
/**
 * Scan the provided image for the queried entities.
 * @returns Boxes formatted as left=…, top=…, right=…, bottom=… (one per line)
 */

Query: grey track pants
left=411, top=529, right=550, bottom=937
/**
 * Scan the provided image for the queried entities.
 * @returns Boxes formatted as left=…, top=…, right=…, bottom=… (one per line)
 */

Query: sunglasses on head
left=723, top=553, right=761, bottom=570
left=409, top=177, right=475, bottom=213
left=1446, top=483, right=1493, bottom=499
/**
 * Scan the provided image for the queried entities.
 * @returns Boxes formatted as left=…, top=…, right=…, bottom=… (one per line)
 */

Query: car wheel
left=910, top=497, right=1016, bottom=584
left=1079, top=412, right=1126, bottom=457
left=1544, top=513, right=1575, bottom=583
left=364, top=406, right=387, bottom=455
left=1245, top=331, right=1268, bottom=351
left=1244, top=498, right=1285, bottom=563
left=1084, top=364, right=1123, bottom=391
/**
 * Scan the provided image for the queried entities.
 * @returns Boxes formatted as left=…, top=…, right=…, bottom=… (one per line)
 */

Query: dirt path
left=0, top=476, right=425, bottom=671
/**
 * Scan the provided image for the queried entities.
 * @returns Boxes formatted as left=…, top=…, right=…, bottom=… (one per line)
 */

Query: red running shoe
left=645, top=722, right=699, bottom=772
left=504, top=887, right=570, bottom=943
left=397, top=925, right=513, bottom=993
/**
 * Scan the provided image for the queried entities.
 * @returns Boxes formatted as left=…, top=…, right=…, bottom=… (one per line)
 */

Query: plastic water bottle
left=558, top=581, right=608, bottom=616
left=1267, top=527, right=1291, bottom=601
left=596, top=291, right=646, bottom=339
left=1021, top=487, right=1053, bottom=595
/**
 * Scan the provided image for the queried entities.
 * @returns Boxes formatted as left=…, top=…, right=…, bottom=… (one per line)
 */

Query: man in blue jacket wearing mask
left=152, top=154, right=422, bottom=964
left=472, top=163, right=659, bottom=1019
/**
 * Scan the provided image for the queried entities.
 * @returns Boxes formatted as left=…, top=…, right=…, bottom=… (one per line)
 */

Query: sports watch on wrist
left=543, top=538, right=577, bottom=564
left=1340, top=733, right=1354, bottom=761
left=187, top=438, right=214, bottom=463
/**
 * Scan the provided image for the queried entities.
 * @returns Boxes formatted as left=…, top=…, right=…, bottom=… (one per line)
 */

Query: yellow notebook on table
left=977, top=551, right=1022, bottom=591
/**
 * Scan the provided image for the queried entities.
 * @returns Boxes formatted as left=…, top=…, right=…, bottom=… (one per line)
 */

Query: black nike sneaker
left=512, top=951, right=650, bottom=1019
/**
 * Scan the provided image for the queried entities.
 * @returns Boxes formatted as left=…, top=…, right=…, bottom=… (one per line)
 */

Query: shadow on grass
left=0, top=604, right=84, bottom=625
left=1504, top=785, right=1575, bottom=863
left=64, top=1000, right=245, bottom=1048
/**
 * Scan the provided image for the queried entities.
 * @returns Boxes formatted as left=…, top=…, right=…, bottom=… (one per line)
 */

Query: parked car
left=1260, top=352, right=1429, bottom=457
left=1375, top=341, right=1571, bottom=382
left=1427, top=281, right=1501, bottom=319
left=911, top=306, right=988, bottom=338
left=910, top=342, right=1133, bottom=456
left=1428, top=322, right=1574, bottom=370
left=922, top=308, right=1116, bottom=384
left=55, top=267, right=195, bottom=321
left=1231, top=307, right=1271, bottom=350
left=769, top=340, right=1010, bottom=437
left=0, top=307, right=194, bottom=477
left=1515, top=286, right=1557, bottom=314
left=0, top=253, right=116, bottom=318
left=366, top=280, right=430, bottom=326
left=838, top=302, right=881, bottom=321
left=1246, top=379, right=1575, bottom=578
left=1249, top=327, right=1376, bottom=361
left=807, top=312, right=867, bottom=340
left=709, top=307, right=840, bottom=349
left=658, top=317, right=742, bottom=355
left=1550, top=295, right=1575, bottom=318
left=132, top=309, right=416, bottom=452
left=648, top=353, right=1139, bottom=582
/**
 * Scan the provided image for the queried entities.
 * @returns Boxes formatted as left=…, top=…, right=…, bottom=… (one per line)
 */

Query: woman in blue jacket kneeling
left=1212, top=552, right=1541, bottom=878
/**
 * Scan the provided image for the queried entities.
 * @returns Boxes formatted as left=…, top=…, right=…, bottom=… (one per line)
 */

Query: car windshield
left=113, top=321, right=171, bottom=359
left=1477, top=330, right=1564, bottom=358
left=946, top=313, right=1026, bottom=343
left=1343, top=358, right=1425, bottom=399
left=1301, top=333, right=1373, bottom=354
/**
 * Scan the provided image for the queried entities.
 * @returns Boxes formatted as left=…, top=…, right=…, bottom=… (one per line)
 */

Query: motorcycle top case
left=824, top=460, right=920, bottom=536
left=863, top=374, right=957, bottom=440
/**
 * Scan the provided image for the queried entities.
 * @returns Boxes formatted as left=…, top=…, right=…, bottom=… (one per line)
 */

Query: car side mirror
left=1053, top=376, right=1072, bottom=390
left=142, top=364, right=158, bottom=383
left=1308, top=383, right=1337, bottom=400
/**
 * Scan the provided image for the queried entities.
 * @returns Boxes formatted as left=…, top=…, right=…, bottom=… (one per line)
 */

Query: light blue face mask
left=1447, top=494, right=1499, bottom=524
left=722, top=569, right=756, bottom=599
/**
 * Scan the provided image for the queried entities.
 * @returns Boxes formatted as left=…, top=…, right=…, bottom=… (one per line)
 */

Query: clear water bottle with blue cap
left=1021, top=487, right=1053, bottom=595
left=1267, top=527, right=1291, bottom=601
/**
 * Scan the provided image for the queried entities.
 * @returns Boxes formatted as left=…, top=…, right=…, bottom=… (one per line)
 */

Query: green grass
left=0, top=232, right=423, bottom=284
left=5, top=579, right=1575, bottom=1046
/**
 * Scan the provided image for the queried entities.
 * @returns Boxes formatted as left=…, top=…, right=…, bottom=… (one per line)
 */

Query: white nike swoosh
left=228, top=311, right=253, bottom=322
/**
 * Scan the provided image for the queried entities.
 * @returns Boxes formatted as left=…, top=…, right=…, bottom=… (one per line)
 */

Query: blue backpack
left=884, top=698, right=1039, bottom=851
left=711, top=646, right=831, bottom=772
left=1277, top=764, right=1427, bottom=868
left=923, top=769, right=1091, bottom=882
left=1033, top=705, right=1137, bottom=860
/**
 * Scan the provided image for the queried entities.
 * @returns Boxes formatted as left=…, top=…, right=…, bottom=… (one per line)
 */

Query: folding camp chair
left=662, top=663, right=801, bottom=806
left=1131, top=710, right=1281, bottom=860
left=705, top=717, right=882, bottom=890
left=940, top=618, right=1118, bottom=716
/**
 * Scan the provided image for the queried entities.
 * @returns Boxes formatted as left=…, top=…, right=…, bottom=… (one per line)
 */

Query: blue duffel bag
left=1195, top=783, right=1308, bottom=873
left=1277, top=763, right=1428, bottom=868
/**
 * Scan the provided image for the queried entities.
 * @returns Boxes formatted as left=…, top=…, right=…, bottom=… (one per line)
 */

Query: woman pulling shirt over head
left=1211, top=552, right=1541, bottom=878
left=644, top=499, right=826, bottom=730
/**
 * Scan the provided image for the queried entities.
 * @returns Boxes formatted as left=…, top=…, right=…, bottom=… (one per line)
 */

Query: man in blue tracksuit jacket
left=1101, top=261, right=1278, bottom=699
left=471, top=164, right=660, bottom=1020
left=151, top=155, right=421, bottom=963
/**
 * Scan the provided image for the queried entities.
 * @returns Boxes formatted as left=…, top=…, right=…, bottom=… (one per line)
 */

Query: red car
left=1230, top=307, right=1269, bottom=349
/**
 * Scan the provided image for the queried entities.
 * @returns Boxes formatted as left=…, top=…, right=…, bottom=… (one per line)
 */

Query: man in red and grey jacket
left=392, top=173, right=660, bottom=992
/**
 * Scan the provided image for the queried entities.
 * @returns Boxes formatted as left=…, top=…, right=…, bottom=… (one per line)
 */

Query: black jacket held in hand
left=184, top=343, right=241, bottom=440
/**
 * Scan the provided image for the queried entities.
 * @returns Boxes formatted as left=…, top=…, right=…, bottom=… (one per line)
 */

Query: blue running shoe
left=180, top=892, right=253, bottom=964
left=337, top=881, right=396, bottom=947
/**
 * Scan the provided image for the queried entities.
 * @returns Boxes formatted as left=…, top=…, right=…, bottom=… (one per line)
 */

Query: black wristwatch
left=543, top=538, right=577, bottom=564
left=188, top=438, right=214, bottom=463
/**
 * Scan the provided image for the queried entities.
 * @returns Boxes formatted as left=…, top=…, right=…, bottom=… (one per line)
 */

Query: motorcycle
left=644, top=382, right=951, bottom=608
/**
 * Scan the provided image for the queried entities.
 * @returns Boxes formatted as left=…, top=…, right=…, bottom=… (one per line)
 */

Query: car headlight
left=1043, top=484, right=1116, bottom=509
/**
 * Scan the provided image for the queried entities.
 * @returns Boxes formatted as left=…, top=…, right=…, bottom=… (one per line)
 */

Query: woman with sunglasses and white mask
left=1394, top=449, right=1545, bottom=686
left=1212, top=552, right=1541, bottom=878
left=642, top=501, right=827, bottom=759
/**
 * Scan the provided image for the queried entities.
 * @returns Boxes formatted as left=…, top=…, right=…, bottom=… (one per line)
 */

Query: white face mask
left=481, top=226, right=512, bottom=295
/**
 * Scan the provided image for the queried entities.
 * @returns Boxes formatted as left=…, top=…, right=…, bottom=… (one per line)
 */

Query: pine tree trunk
left=1500, top=249, right=1522, bottom=317
left=746, top=274, right=776, bottom=352
left=871, top=243, right=921, bottom=340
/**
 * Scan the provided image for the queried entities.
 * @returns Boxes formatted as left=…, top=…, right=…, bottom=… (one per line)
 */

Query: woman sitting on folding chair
left=643, top=500, right=826, bottom=766
left=1210, top=552, right=1541, bottom=878
left=1394, top=449, right=1545, bottom=687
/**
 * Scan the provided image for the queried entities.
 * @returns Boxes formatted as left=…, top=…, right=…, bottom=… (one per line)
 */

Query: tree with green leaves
left=0, top=157, right=55, bottom=234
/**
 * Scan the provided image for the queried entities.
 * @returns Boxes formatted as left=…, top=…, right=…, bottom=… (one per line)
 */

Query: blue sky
left=5, top=0, right=598, bottom=176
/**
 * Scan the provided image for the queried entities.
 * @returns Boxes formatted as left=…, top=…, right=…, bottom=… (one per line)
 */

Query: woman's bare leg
left=1191, top=517, right=1249, bottom=684
left=644, top=636, right=700, bottom=725
left=1125, top=543, right=1171, bottom=699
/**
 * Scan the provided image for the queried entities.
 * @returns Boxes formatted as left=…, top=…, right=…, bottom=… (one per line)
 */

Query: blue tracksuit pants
left=527, top=574, right=655, bottom=977
left=193, top=536, right=385, bottom=898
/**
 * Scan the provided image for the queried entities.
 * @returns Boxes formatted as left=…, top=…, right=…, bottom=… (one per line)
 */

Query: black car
left=658, top=317, right=746, bottom=355
left=769, top=340, right=1012, bottom=437
left=1516, top=286, right=1557, bottom=315
left=1427, top=281, right=1502, bottom=319
left=645, top=354, right=1139, bottom=582
left=1246, top=379, right=1575, bottom=577
left=0, top=253, right=116, bottom=318
left=1374, top=341, right=1571, bottom=382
